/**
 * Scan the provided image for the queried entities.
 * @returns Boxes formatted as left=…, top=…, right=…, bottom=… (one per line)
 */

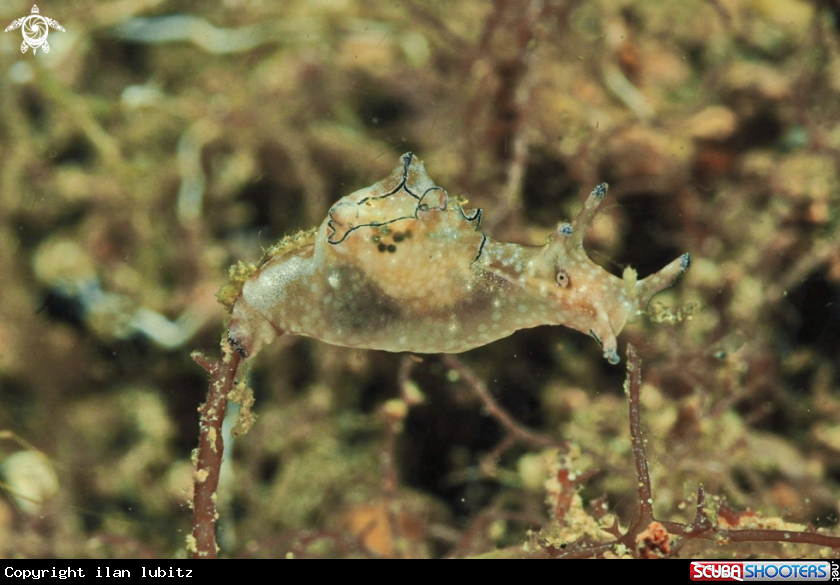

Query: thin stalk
left=189, top=343, right=241, bottom=559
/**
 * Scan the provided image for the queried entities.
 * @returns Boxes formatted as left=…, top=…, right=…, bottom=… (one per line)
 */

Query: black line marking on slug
left=458, top=205, right=482, bottom=226
left=471, top=234, right=487, bottom=265
left=327, top=215, right=414, bottom=245
left=357, top=152, right=419, bottom=205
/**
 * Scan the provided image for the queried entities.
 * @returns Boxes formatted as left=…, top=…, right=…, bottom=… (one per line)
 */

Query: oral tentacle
left=589, top=314, right=621, bottom=365
left=636, top=253, right=692, bottom=308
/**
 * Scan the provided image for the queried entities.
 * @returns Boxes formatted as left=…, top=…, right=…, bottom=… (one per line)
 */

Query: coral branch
left=189, top=343, right=241, bottom=559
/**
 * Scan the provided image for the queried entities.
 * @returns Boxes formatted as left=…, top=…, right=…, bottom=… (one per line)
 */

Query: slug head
left=535, top=184, right=690, bottom=364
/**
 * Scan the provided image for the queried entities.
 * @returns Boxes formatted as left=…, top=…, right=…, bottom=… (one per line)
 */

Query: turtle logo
left=5, top=5, right=65, bottom=54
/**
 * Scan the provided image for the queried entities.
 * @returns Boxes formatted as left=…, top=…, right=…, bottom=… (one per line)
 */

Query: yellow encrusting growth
left=261, top=227, right=318, bottom=263
left=217, top=261, right=257, bottom=311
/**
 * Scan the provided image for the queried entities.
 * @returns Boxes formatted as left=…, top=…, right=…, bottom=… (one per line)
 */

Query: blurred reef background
left=0, top=0, right=839, bottom=558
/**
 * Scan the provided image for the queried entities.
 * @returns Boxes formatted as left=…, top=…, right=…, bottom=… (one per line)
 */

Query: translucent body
left=227, top=153, right=690, bottom=363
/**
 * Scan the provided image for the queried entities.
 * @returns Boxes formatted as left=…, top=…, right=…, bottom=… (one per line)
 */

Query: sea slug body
left=227, top=153, right=690, bottom=364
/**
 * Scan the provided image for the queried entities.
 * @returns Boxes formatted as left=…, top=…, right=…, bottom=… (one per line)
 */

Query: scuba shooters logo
left=691, top=561, right=838, bottom=581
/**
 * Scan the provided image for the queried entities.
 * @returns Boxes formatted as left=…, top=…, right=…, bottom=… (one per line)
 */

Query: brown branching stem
left=555, top=344, right=840, bottom=558
left=627, top=344, right=654, bottom=527
left=441, top=354, right=561, bottom=451
left=190, top=344, right=241, bottom=559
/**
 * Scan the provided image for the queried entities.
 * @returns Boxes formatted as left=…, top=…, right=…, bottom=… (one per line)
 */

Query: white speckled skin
left=227, top=153, right=690, bottom=363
